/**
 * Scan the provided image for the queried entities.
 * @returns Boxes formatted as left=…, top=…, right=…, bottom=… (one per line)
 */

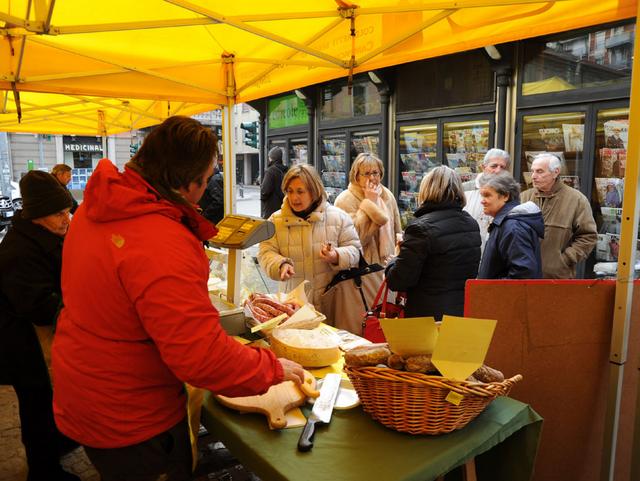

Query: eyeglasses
left=360, top=171, right=381, bottom=178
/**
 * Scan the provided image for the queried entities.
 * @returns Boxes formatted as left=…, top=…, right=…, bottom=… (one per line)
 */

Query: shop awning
left=0, top=0, right=635, bottom=133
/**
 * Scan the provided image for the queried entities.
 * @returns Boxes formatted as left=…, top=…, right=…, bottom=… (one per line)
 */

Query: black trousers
left=84, top=417, right=193, bottom=481
left=13, top=381, right=62, bottom=477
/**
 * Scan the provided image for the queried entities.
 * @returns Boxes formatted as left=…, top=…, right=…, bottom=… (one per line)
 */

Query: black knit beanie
left=268, top=147, right=283, bottom=164
left=20, top=171, right=73, bottom=220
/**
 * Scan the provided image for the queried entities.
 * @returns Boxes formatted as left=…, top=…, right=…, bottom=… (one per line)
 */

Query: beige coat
left=521, top=180, right=597, bottom=279
left=258, top=198, right=361, bottom=306
left=334, top=183, right=402, bottom=266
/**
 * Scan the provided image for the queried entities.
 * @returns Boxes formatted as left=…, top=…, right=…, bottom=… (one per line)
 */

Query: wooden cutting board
left=215, top=370, right=319, bottom=429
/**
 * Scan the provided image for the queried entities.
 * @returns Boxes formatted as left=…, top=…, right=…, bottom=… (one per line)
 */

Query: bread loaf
left=405, top=355, right=436, bottom=374
left=473, top=364, right=504, bottom=383
left=386, top=353, right=405, bottom=370
left=344, top=344, right=391, bottom=367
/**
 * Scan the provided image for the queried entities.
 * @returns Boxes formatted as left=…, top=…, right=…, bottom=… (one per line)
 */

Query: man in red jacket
left=52, top=116, right=303, bottom=481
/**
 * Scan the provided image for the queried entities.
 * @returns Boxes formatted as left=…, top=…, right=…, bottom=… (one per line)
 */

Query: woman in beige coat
left=258, top=165, right=361, bottom=324
left=334, top=153, right=402, bottom=313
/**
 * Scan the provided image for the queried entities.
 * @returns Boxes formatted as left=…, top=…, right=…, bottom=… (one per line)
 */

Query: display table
left=201, top=394, right=542, bottom=481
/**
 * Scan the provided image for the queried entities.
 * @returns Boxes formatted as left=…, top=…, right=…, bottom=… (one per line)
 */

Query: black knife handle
left=297, top=418, right=319, bottom=452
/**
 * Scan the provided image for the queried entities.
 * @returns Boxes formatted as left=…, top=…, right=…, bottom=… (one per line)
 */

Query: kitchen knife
left=297, top=373, right=341, bottom=452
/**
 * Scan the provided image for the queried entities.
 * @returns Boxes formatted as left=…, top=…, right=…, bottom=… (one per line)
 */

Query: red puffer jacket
left=53, top=159, right=283, bottom=448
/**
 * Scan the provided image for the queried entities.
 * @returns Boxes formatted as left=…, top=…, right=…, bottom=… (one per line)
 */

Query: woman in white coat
left=334, top=153, right=402, bottom=314
left=258, top=164, right=361, bottom=325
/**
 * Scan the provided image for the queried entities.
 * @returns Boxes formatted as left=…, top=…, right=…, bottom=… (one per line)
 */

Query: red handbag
left=362, top=278, right=406, bottom=343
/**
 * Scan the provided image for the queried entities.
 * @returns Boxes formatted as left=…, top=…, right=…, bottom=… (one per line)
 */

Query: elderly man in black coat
left=261, top=147, right=288, bottom=219
left=0, top=171, right=79, bottom=481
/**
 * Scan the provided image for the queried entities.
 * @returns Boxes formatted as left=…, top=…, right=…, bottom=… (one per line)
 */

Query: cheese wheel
left=270, top=327, right=341, bottom=367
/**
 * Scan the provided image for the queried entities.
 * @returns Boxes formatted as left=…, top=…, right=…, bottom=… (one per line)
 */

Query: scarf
left=292, top=198, right=321, bottom=220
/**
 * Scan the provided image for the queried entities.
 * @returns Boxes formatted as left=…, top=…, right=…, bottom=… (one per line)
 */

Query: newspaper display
left=320, top=137, right=347, bottom=203
left=603, top=119, right=628, bottom=150
left=594, top=177, right=624, bottom=208
left=539, top=127, right=564, bottom=151
left=559, top=175, right=580, bottom=190
left=598, top=148, right=626, bottom=177
left=398, top=126, right=441, bottom=226
left=562, top=123, right=584, bottom=152
left=444, top=125, right=490, bottom=174
left=351, top=135, right=379, bottom=156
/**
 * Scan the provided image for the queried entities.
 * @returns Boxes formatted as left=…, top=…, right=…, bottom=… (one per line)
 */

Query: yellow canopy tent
left=0, top=91, right=217, bottom=134
left=0, top=2, right=637, bottom=481
left=0, top=0, right=635, bottom=117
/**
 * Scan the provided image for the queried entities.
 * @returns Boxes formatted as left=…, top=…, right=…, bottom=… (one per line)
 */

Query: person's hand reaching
left=280, top=262, right=295, bottom=280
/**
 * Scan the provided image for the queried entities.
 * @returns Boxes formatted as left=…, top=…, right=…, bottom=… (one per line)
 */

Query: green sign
left=268, top=94, right=308, bottom=129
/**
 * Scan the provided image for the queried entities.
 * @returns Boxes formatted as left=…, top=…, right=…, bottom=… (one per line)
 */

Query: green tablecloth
left=201, top=394, right=542, bottom=481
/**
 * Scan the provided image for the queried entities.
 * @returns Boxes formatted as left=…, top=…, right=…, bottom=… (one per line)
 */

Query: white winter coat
left=258, top=198, right=361, bottom=306
left=463, top=174, right=492, bottom=254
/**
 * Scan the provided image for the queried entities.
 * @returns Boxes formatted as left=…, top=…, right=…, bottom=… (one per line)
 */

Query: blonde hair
left=417, top=165, right=466, bottom=207
left=349, top=153, right=384, bottom=185
left=281, top=164, right=326, bottom=204
left=51, top=164, right=72, bottom=176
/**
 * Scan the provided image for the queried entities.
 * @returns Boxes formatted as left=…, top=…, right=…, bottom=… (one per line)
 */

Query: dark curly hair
left=127, top=115, right=218, bottom=209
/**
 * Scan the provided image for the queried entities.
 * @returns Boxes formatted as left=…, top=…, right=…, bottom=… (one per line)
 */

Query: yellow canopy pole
left=221, top=53, right=241, bottom=305
left=602, top=3, right=640, bottom=480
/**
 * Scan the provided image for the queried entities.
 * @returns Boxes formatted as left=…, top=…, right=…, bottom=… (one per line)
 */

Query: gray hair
left=533, top=153, right=561, bottom=172
left=478, top=171, right=520, bottom=202
left=483, top=148, right=511, bottom=167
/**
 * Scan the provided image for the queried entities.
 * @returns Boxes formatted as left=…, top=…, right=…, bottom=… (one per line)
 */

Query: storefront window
left=321, top=78, right=381, bottom=120
left=592, top=107, right=629, bottom=263
left=319, top=134, right=347, bottom=203
left=63, top=135, right=102, bottom=189
left=397, top=124, right=439, bottom=226
left=443, top=120, right=490, bottom=183
left=522, top=23, right=634, bottom=95
left=520, top=112, right=585, bottom=190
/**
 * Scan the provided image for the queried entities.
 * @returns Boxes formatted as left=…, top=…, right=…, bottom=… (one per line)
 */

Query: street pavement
left=235, top=185, right=260, bottom=217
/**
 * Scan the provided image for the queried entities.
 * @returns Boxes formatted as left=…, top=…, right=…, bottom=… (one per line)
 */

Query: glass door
left=397, top=123, right=439, bottom=226
left=519, top=111, right=586, bottom=191
left=319, top=133, right=347, bottom=203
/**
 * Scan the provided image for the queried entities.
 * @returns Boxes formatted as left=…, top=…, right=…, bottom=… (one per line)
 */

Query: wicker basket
left=344, top=365, right=522, bottom=435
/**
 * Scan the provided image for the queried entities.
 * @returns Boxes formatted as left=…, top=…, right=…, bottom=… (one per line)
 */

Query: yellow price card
left=380, top=317, right=439, bottom=356
left=431, top=315, right=497, bottom=381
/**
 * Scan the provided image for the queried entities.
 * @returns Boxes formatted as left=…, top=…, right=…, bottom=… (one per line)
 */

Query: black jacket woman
left=385, top=166, right=481, bottom=320
left=477, top=172, right=544, bottom=279
left=0, top=171, right=79, bottom=481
